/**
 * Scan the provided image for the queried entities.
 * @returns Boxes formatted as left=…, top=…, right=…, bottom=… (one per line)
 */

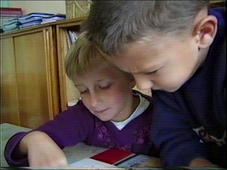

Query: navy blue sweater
left=151, top=7, right=226, bottom=167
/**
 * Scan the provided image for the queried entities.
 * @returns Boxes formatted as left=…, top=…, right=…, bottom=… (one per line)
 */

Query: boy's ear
left=193, top=15, right=218, bottom=49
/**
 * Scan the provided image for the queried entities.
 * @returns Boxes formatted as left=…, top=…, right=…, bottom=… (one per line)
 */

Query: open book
left=70, top=158, right=116, bottom=168
left=70, top=148, right=160, bottom=168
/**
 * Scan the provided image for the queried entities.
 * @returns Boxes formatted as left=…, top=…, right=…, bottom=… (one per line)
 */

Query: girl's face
left=75, top=66, right=135, bottom=122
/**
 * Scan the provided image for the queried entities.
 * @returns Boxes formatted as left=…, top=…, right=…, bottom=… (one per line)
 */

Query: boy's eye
left=144, top=70, right=158, bottom=75
left=99, top=84, right=111, bottom=90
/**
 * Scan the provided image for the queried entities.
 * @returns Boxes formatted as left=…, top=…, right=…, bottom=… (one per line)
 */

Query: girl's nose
left=90, top=92, right=99, bottom=108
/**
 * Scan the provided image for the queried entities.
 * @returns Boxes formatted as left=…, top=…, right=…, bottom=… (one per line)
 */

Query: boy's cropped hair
left=65, top=32, right=133, bottom=83
left=82, top=0, right=210, bottom=55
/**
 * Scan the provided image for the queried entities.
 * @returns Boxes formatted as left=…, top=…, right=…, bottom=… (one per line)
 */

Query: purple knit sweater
left=4, top=92, right=158, bottom=166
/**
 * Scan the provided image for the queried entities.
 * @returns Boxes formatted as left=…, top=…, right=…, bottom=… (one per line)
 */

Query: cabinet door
left=14, top=27, right=60, bottom=128
left=1, top=37, right=20, bottom=125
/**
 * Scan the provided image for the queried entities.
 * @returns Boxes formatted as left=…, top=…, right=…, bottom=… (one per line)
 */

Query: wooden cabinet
left=1, top=18, right=86, bottom=128
left=1, top=25, right=60, bottom=128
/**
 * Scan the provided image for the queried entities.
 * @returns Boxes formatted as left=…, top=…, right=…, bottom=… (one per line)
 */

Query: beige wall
left=9, top=1, right=66, bottom=15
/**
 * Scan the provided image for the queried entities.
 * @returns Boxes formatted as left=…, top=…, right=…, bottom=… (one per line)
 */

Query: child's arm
left=189, top=158, right=216, bottom=167
left=19, top=131, right=69, bottom=167
left=5, top=102, right=94, bottom=166
left=5, top=132, right=30, bottom=166
left=4, top=131, right=69, bottom=167
left=151, top=91, right=212, bottom=167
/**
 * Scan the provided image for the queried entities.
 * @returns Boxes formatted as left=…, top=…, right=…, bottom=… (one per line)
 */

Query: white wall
left=9, top=1, right=66, bottom=15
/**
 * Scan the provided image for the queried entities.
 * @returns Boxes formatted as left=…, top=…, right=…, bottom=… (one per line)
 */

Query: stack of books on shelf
left=1, top=7, right=23, bottom=32
left=2, top=12, right=66, bottom=32
left=41, top=14, right=66, bottom=24
left=18, top=13, right=66, bottom=29
left=2, top=18, right=20, bottom=32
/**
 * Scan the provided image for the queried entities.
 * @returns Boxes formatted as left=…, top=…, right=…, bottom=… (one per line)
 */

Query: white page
left=70, top=158, right=116, bottom=168
left=63, top=143, right=107, bottom=164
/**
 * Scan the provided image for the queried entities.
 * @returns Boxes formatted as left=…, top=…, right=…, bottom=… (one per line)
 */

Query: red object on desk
left=91, top=148, right=135, bottom=164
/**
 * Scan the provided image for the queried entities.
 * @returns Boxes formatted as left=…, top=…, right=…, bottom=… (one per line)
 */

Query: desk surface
left=1, top=123, right=225, bottom=170
left=0, top=123, right=107, bottom=167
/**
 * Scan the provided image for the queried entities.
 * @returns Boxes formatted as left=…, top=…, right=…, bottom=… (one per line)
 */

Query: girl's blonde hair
left=65, top=32, right=133, bottom=83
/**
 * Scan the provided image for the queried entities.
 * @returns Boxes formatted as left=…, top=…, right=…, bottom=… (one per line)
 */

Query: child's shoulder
left=133, top=90, right=154, bottom=115
left=62, top=100, right=94, bottom=118
left=66, top=100, right=86, bottom=110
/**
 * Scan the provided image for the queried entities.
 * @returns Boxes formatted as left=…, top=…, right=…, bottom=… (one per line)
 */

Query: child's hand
left=189, top=158, right=216, bottom=167
left=137, top=157, right=161, bottom=167
left=19, top=131, right=69, bottom=167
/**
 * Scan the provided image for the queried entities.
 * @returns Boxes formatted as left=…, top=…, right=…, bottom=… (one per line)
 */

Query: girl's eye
left=80, top=90, right=88, bottom=94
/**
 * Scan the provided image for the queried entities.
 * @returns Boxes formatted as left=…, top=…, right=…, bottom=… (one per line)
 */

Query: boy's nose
left=134, top=76, right=154, bottom=90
